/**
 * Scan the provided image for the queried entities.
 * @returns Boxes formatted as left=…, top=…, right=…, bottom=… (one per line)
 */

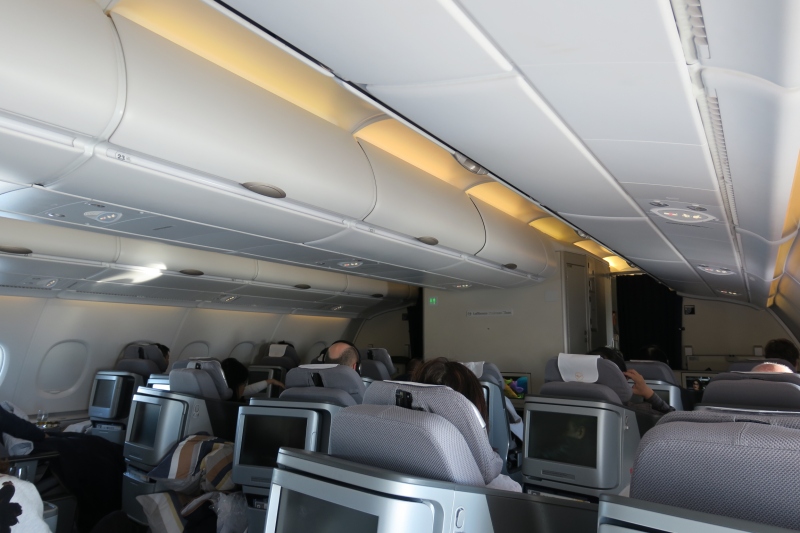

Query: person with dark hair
left=325, top=342, right=360, bottom=371
left=220, top=358, right=284, bottom=401
left=153, top=343, right=170, bottom=369
left=394, top=358, right=423, bottom=381
left=412, top=357, right=488, bottom=422
left=587, top=347, right=673, bottom=414
left=765, top=338, right=799, bottom=370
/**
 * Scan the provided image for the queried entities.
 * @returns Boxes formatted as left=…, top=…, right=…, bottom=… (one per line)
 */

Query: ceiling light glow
left=718, top=290, right=739, bottom=295
left=453, top=283, right=472, bottom=289
left=337, top=261, right=363, bottom=268
left=697, top=264, right=736, bottom=276
left=651, top=207, right=716, bottom=223
left=220, top=295, right=238, bottom=303
left=84, top=211, right=123, bottom=223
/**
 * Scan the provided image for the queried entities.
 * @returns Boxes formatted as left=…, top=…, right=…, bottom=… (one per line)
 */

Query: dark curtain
left=406, top=290, right=424, bottom=359
left=616, top=275, right=683, bottom=369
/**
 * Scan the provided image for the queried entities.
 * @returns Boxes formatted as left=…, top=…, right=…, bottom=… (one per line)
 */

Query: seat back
left=280, top=364, right=366, bottom=406
left=728, top=358, right=795, bottom=372
left=626, top=360, right=678, bottom=385
left=700, top=371, right=800, bottom=411
left=116, top=343, right=168, bottom=379
left=254, top=343, right=300, bottom=371
left=630, top=410, right=800, bottom=531
left=543, top=354, right=632, bottom=404
left=364, top=348, right=395, bottom=377
left=330, top=381, right=502, bottom=487
left=88, top=370, right=142, bottom=444
left=170, top=359, right=232, bottom=400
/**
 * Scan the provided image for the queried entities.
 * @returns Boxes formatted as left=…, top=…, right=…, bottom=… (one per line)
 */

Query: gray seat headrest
left=703, top=373, right=800, bottom=410
left=627, top=360, right=679, bottom=386
left=363, top=381, right=501, bottom=484
left=115, top=359, right=161, bottom=380
left=282, top=364, right=366, bottom=404
left=540, top=381, right=623, bottom=405
left=481, top=363, right=505, bottom=389
left=631, top=412, right=800, bottom=530
left=331, top=404, right=487, bottom=487
left=169, top=359, right=232, bottom=400
left=728, top=359, right=795, bottom=372
left=121, top=343, right=167, bottom=373
left=360, top=359, right=391, bottom=381
left=366, top=348, right=395, bottom=375
left=544, top=356, right=632, bottom=403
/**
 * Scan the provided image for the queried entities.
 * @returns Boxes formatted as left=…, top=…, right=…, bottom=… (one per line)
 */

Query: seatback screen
left=276, top=488, right=378, bottom=533
left=528, top=411, right=598, bottom=469
left=92, top=379, right=115, bottom=408
left=239, top=415, right=307, bottom=468
left=129, top=402, right=161, bottom=448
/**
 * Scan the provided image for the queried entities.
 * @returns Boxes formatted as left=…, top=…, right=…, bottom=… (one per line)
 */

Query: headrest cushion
left=170, top=359, right=232, bottom=400
left=545, top=356, right=632, bottom=403
left=122, top=343, right=167, bottom=373
left=367, top=348, right=395, bottom=375
left=284, top=365, right=366, bottom=404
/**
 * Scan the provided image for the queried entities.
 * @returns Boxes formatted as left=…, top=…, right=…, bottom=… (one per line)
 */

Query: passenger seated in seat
left=324, top=341, right=360, bottom=371
left=394, top=358, right=423, bottom=381
left=753, top=362, right=794, bottom=373
left=0, top=405, right=125, bottom=533
left=765, top=338, right=799, bottom=371
left=220, top=358, right=284, bottom=401
left=588, top=347, right=674, bottom=414
left=638, top=344, right=668, bottom=364
left=411, top=358, right=520, bottom=491
left=153, top=343, right=170, bottom=369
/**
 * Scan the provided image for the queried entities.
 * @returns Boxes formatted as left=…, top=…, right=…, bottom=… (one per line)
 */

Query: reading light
left=575, top=229, right=588, bottom=239
left=697, top=265, right=735, bottom=276
left=719, top=290, right=739, bottom=295
left=84, top=211, right=123, bottom=223
left=331, top=305, right=343, bottom=311
left=179, top=269, right=204, bottom=276
left=294, top=284, right=311, bottom=290
left=0, top=246, right=32, bottom=255
left=453, top=283, right=472, bottom=289
left=651, top=207, right=716, bottom=223
left=47, top=213, right=65, bottom=218
left=649, top=201, right=669, bottom=207
left=453, top=153, right=488, bottom=175
left=416, top=236, right=439, bottom=246
left=241, top=182, right=287, bottom=199
left=220, top=295, right=238, bottom=303
left=337, top=261, right=363, bottom=268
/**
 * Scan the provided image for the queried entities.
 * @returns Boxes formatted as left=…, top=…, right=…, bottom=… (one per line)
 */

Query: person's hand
left=623, top=369, right=654, bottom=399
left=268, top=379, right=285, bottom=389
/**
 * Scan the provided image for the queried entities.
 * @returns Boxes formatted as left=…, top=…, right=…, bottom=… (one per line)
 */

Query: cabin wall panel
left=682, top=298, right=788, bottom=355
left=423, top=269, right=565, bottom=393
left=354, top=309, right=411, bottom=362
left=271, top=315, right=351, bottom=363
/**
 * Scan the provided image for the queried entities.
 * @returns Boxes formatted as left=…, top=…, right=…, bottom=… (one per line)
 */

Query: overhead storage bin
left=107, top=14, right=376, bottom=221
left=471, top=197, right=556, bottom=277
left=358, top=141, right=486, bottom=254
left=0, top=0, right=122, bottom=185
left=255, top=261, right=348, bottom=293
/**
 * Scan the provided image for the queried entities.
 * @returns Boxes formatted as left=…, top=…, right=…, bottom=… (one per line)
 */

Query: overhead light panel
left=84, top=211, right=123, bottom=223
left=331, top=305, right=343, bottom=311
left=453, top=283, right=472, bottom=289
left=697, top=264, right=736, bottom=276
left=718, top=290, right=739, bottom=296
left=337, top=261, right=363, bottom=269
left=651, top=207, right=716, bottom=223
left=220, top=294, right=238, bottom=303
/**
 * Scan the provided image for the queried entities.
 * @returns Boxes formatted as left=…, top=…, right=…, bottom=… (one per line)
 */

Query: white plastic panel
left=738, top=232, right=782, bottom=283
left=359, top=141, right=485, bottom=254
left=178, top=341, right=210, bottom=361
left=665, top=234, right=739, bottom=266
left=229, top=285, right=334, bottom=303
left=747, top=275, right=772, bottom=308
left=179, top=231, right=283, bottom=254
left=699, top=0, right=800, bottom=87
left=54, top=152, right=348, bottom=243
left=0, top=125, right=85, bottom=185
left=70, top=281, right=219, bottom=303
left=430, top=261, right=532, bottom=289
left=560, top=215, right=680, bottom=262
left=659, top=280, right=716, bottom=298
left=647, top=215, right=732, bottom=242
left=625, top=258, right=699, bottom=283
left=110, top=15, right=376, bottom=220
left=459, top=0, right=677, bottom=65
left=307, top=228, right=462, bottom=272
left=221, top=0, right=508, bottom=85
left=0, top=0, right=121, bottom=136
left=619, top=183, right=721, bottom=207
left=471, top=197, right=555, bottom=276
left=255, top=261, right=347, bottom=293
left=703, top=69, right=800, bottom=241
left=586, top=140, right=719, bottom=191
left=524, top=63, right=700, bottom=144
left=369, top=76, right=641, bottom=217
left=0, top=256, right=107, bottom=281
left=229, top=342, right=255, bottom=364
left=37, top=341, right=88, bottom=395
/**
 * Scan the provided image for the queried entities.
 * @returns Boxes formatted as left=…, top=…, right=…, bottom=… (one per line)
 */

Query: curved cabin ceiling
left=212, top=0, right=800, bottom=312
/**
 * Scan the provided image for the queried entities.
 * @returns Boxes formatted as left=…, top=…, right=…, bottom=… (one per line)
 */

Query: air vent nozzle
left=294, top=284, right=311, bottom=290
left=242, top=182, right=287, bottom=199
left=0, top=246, right=32, bottom=255
left=416, top=236, right=439, bottom=246
left=179, top=269, right=204, bottom=276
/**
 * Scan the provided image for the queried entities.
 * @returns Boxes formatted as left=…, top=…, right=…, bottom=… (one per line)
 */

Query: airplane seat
left=330, top=380, right=505, bottom=488
left=115, top=343, right=168, bottom=380
left=87, top=370, right=142, bottom=445
left=250, top=343, right=299, bottom=383
left=279, top=364, right=366, bottom=406
left=699, top=371, right=800, bottom=411
left=727, top=358, right=795, bottom=372
left=625, top=360, right=685, bottom=410
left=542, top=355, right=633, bottom=403
left=360, top=348, right=394, bottom=381
left=169, top=360, right=237, bottom=441
left=462, top=361, right=518, bottom=475
left=598, top=410, right=800, bottom=531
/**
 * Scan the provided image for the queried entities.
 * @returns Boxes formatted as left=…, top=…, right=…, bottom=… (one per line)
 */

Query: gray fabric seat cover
left=253, top=343, right=299, bottom=369
left=331, top=404, right=486, bottom=487
left=544, top=357, right=632, bottom=403
left=117, top=343, right=168, bottom=378
left=366, top=348, right=395, bottom=374
left=169, top=368, right=225, bottom=400
left=478, top=362, right=504, bottom=389
left=703, top=372, right=800, bottom=410
left=631, top=411, right=800, bottom=530
left=362, top=381, right=502, bottom=484
left=360, top=359, right=391, bottom=381
left=169, top=359, right=232, bottom=400
left=539, top=381, right=623, bottom=405
left=728, top=358, right=794, bottom=372
left=626, top=360, right=679, bottom=385
left=280, top=364, right=365, bottom=405
left=115, top=359, right=161, bottom=380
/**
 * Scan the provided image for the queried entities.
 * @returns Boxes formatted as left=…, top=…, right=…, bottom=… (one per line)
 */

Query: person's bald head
left=327, top=342, right=359, bottom=370
left=752, top=362, right=794, bottom=373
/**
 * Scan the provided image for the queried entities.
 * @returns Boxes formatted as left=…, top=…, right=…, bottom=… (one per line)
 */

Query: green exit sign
left=429, top=297, right=437, bottom=306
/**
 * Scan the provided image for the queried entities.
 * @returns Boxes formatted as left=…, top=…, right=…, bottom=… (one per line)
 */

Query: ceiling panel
left=523, top=63, right=700, bottom=144
left=221, top=0, right=507, bottom=85
left=665, top=234, right=739, bottom=266
left=619, top=183, right=721, bottom=207
left=559, top=215, right=680, bottom=262
left=459, top=0, right=677, bottom=65
left=626, top=258, right=700, bottom=283
left=587, top=141, right=719, bottom=191
left=648, top=216, right=732, bottom=242
left=663, top=280, right=716, bottom=298
left=369, top=76, right=641, bottom=218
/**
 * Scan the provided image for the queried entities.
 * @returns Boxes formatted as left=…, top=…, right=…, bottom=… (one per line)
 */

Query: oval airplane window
left=38, top=341, right=88, bottom=394
left=229, top=342, right=255, bottom=364
left=179, top=342, right=209, bottom=360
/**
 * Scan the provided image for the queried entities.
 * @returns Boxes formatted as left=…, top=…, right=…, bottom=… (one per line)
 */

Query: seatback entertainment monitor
left=124, top=394, right=187, bottom=469
left=233, top=406, right=320, bottom=489
left=88, top=373, right=137, bottom=420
